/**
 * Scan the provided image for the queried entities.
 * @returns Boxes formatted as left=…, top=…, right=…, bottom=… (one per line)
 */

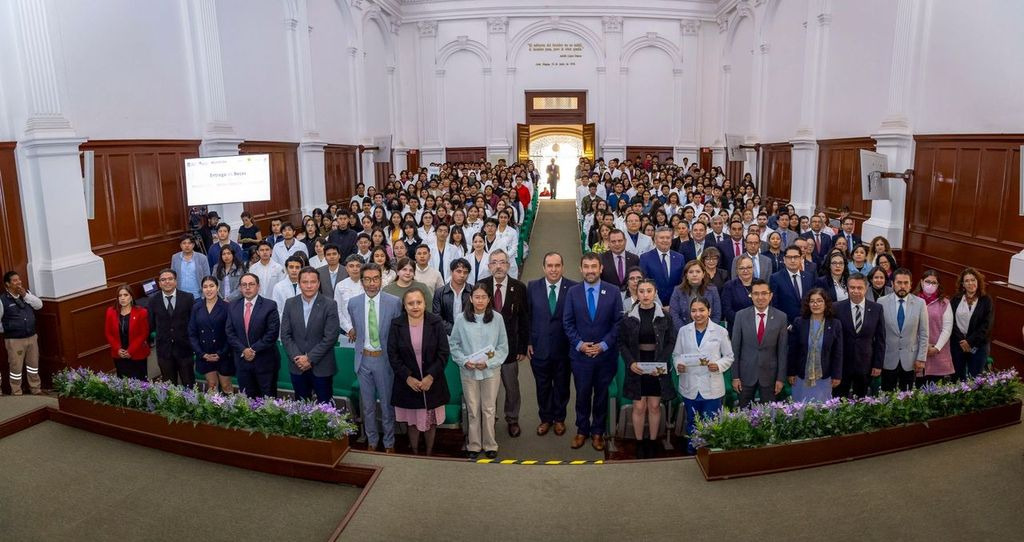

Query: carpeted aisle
left=0, top=394, right=56, bottom=423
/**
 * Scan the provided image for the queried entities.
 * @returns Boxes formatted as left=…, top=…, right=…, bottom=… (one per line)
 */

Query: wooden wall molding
left=239, top=141, right=301, bottom=228
left=816, top=137, right=875, bottom=226
left=444, top=147, right=487, bottom=163
left=625, top=146, right=674, bottom=164
left=0, top=142, right=30, bottom=394
left=760, top=142, right=792, bottom=202
left=324, top=144, right=359, bottom=204
left=406, top=149, right=420, bottom=173
left=525, top=90, right=587, bottom=125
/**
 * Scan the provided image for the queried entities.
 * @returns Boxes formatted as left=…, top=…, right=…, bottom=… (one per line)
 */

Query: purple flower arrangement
left=54, top=368, right=356, bottom=441
left=693, top=369, right=1021, bottom=451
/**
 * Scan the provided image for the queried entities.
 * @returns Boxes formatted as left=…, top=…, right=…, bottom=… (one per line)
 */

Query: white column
left=12, top=0, right=105, bottom=297
left=417, top=21, right=442, bottom=162
left=711, top=147, right=726, bottom=168
left=863, top=0, right=927, bottom=250
left=486, top=18, right=510, bottom=161
left=284, top=0, right=327, bottom=217
left=361, top=149, right=377, bottom=187
left=601, top=17, right=625, bottom=157
left=393, top=148, right=408, bottom=173
left=675, top=19, right=701, bottom=164
left=788, top=2, right=832, bottom=215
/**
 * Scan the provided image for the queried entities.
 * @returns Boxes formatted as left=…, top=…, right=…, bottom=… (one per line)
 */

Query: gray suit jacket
left=318, top=265, right=344, bottom=297
left=170, top=252, right=211, bottom=289
left=348, top=292, right=402, bottom=372
left=731, top=253, right=774, bottom=281
left=281, top=293, right=340, bottom=377
left=730, top=306, right=789, bottom=387
left=878, top=293, right=929, bottom=371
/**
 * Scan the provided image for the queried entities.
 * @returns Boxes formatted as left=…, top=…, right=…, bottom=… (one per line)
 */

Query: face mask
left=921, top=283, right=938, bottom=296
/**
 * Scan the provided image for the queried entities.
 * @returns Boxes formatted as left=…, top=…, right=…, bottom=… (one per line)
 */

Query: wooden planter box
left=697, top=401, right=1022, bottom=480
left=58, top=396, right=348, bottom=467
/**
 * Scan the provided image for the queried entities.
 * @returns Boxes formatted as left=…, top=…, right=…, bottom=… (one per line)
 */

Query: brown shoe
left=384, top=447, right=396, bottom=454
left=507, top=422, right=521, bottom=438
left=571, top=434, right=587, bottom=449
left=553, top=422, right=566, bottom=436
left=30, top=389, right=44, bottom=396
left=536, top=422, right=551, bottom=436
left=591, top=434, right=606, bottom=451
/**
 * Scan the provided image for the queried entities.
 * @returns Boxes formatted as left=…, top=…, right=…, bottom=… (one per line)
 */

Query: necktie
left=897, top=299, right=906, bottom=332
left=814, top=233, right=821, bottom=253
left=846, top=234, right=853, bottom=253
left=292, top=283, right=297, bottom=295
left=792, top=273, right=802, bottom=298
left=616, top=255, right=624, bottom=283
left=438, top=248, right=445, bottom=280
left=734, top=241, right=741, bottom=257
left=368, top=297, right=380, bottom=349
left=662, top=252, right=669, bottom=278
left=757, top=312, right=766, bottom=344
left=165, top=295, right=173, bottom=312
left=244, top=301, right=253, bottom=333
left=494, top=283, right=503, bottom=312
left=587, top=287, right=596, bottom=320
left=695, top=243, right=702, bottom=259
left=548, top=284, right=557, bottom=315
left=753, top=255, right=760, bottom=279
left=854, top=304, right=863, bottom=333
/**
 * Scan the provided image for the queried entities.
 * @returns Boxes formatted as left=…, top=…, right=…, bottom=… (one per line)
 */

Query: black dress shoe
left=507, top=422, right=521, bottom=438
left=484, top=450, right=498, bottom=459
left=467, top=451, right=480, bottom=460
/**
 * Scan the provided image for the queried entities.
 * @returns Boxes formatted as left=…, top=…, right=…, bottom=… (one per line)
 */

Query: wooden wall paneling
left=0, top=143, right=30, bottom=394
left=239, top=141, right=300, bottom=230
left=760, top=142, right=793, bottom=202
left=525, top=91, right=587, bottom=125
left=324, top=144, right=358, bottom=204
left=815, top=137, right=875, bottom=223
left=406, top=149, right=420, bottom=173
left=445, top=147, right=487, bottom=163
left=625, top=146, right=673, bottom=164
left=699, top=147, right=713, bottom=171
left=905, top=135, right=1024, bottom=281
left=726, top=160, right=744, bottom=185
left=36, top=284, right=124, bottom=388
left=374, top=149, right=394, bottom=188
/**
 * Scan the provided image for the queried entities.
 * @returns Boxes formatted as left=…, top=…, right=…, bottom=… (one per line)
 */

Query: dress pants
left=834, top=372, right=872, bottom=399
left=531, top=356, right=571, bottom=423
left=571, top=356, right=616, bottom=437
left=237, top=365, right=277, bottom=398
left=157, top=354, right=196, bottom=387
left=114, top=359, right=149, bottom=381
left=291, top=371, right=334, bottom=404
left=682, top=393, right=723, bottom=454
left=881, top=366, right=916, bottom=392
left=500, top=361, right=521, bottom=423
left=462, top=372, right=501, bottom=452
left=357, top=356, right=396, bottom=448
left=5, top=336, right=40, bottom=394
left=738, top=380, right=777, bottom=407
left=952, top=347, right=988, bottom=380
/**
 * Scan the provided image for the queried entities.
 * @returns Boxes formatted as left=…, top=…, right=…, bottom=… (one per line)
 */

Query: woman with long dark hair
left=950, top=267, right=994, bottom=379
left=787, top=288, right=843, bottom=403
left=103, top=285, right=150, bottom=380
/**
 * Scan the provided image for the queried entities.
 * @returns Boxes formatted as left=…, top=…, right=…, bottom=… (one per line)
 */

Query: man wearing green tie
left=347, top=263, right=404, bottom=453
left=526, top=253, right=579, bottom=437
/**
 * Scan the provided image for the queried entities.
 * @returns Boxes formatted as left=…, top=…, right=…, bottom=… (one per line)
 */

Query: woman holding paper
left=618, top=279, right=677, bottom=459
left=449, top=284, right=509, bottom=460
left=673, top=296, right=734, bottom=455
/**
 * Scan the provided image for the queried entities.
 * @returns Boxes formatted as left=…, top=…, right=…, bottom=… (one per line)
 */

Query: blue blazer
left=787, top=317, right=844, bottom=381
left=720, top=278, right=753, bottom=330
left=769, top=268, right=816, bottom=322
left=638, top=249, right=685, bottom=305
left=562, top=280, right=623, bottom=364
left=800, top=231, right=833, bottom=263
left=188, top=298, right=231, bottom=359
left=716, top=237, right=745, bottom=270
left=527, top=278, right=578, bottom=361
left=225, top=296, right=280, bottom=373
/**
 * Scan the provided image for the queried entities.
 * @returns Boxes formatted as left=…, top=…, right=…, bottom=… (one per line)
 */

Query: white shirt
left=271, top=280, right=300, bottom=319
left=752, top=308, right=769, bottom=333
left=832, top=279, right=848, bottom=302
left=271, top=239, right=308, bottom=267
left=249, top=260, right=284, bottom=298
left=789, top=272, right=803, bottom=298
left=362, top=293, right=383, bottom=352
left=624, top=231, right=654, bottom=256
left=334, top=277, right=364, bottom=333
left=544, top=279, right=562, bottom=304
left=955, top=297, right=977, bottom=335
left=451, top=283, right=467, bottom=317
left=492, top=279, right=508, bottom=308
left=308, top=255, right=326, bottom=269
left=850, top=299, right=866, bottom=328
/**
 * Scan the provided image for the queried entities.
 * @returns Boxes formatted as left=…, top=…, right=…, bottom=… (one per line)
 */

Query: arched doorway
left=529, top=129, right=583, bottom=200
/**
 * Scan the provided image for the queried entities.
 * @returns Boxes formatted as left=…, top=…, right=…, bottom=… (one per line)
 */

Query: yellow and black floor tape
left=474, top=459, right=604, bottom=465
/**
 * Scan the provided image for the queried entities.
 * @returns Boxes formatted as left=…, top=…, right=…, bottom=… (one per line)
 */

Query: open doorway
left=529, top=129, right=582, bottom=200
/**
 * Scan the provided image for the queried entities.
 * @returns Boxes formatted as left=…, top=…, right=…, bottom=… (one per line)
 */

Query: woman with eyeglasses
left=787, top=288, right=843, bottom=403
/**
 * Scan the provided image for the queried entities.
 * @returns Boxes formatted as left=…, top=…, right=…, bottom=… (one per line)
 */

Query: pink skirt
left=395, top=406, right=446, bottom=431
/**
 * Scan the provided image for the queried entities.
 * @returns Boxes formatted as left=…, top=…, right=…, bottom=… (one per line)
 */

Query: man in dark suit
left=716, top=219, right=746, bottom=271
left=838, top=217, right=861, bottom=255
left=769, top=246, right=816, bottom=323
left=148, top=269, right=196, bottom=386
left=479, top=249, right=530, bottom=437
left=527, top=252, right=578, bottom=437
left=639, top=226, right=684, bottom=306
left=317, top=244, right=344, bottom=296
left=599, top=229, right=639, bottom=290
left=731, top=232, right=773, bottom=281
left=679, top=221, right=711, bottom=263
left=280, top=267, right=340, bottom=403
left=800, top=215, right=833, bottom=264
left=546, top=158, right=559, bottom=199
left=432, top=258, right=472, bottom=335
left=563, top=252, right=623, bottom=451
left=833, top=273, right=886, bottom=398
left=731, top=280, right=789, bottom=406
left=327, top=210, right=358, bottom=259
left=226, top=273, right=281, bottom=398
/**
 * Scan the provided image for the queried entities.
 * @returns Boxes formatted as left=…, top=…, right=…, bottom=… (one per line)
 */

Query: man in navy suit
left=833, top=273, right=886, bottom=398
left=801, top=215, right=833, bottom=264
left=837, top=217, right=861, bottom=255
left=563, top=252, right=623, bottom=451
left=226, top=272, right=281, bottom=398
left=527, top=252, right=578, bottom=437
left=639, top=227, right=684, bottom=307
left=769, top=246, right=816, bottom=323
left=599, top=230, right=639, bottom=290
left=679, top=221, right=711, bottom=263
left=716, top=219, right=746, bottom=271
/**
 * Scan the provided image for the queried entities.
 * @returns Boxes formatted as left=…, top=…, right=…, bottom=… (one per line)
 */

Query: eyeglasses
left=737, top=266, right=753, bottom=271
left=361, top=277, right=382, bottom=283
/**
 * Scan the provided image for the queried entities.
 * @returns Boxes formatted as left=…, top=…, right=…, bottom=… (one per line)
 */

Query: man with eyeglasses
left=226, top=273, right=280, bottom=398
left=148, top=269, right=195, bottom=386
left=769, top=246, right=816, bottom=323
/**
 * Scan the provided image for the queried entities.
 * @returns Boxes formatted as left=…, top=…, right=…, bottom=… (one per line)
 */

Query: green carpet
left=0, top=422, right=361, bottom=541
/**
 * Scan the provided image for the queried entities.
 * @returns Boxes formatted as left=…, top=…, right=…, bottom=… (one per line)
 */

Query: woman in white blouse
left=673, top=295, right=734, bottom=455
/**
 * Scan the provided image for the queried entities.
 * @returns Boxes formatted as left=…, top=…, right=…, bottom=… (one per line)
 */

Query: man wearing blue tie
left=839, top=217, right=861, bottom=255
left=563, top=252, right=623, bottom=451
left=639, top=227, right=684, bottom=307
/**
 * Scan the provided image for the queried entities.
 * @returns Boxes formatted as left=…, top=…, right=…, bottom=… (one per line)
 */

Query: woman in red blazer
left=104, top=285, right=151, bottom=380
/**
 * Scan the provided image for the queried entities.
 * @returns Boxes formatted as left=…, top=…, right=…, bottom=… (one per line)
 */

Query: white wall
left=760, top=0, right=806, bottom=143
left=308, top=0, right=356, bottom=144
left=624, top=47, right=675, bottom=145
left=723, top=14, right=754, bottom=137
left=442, top=51, right=487, bottom=146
